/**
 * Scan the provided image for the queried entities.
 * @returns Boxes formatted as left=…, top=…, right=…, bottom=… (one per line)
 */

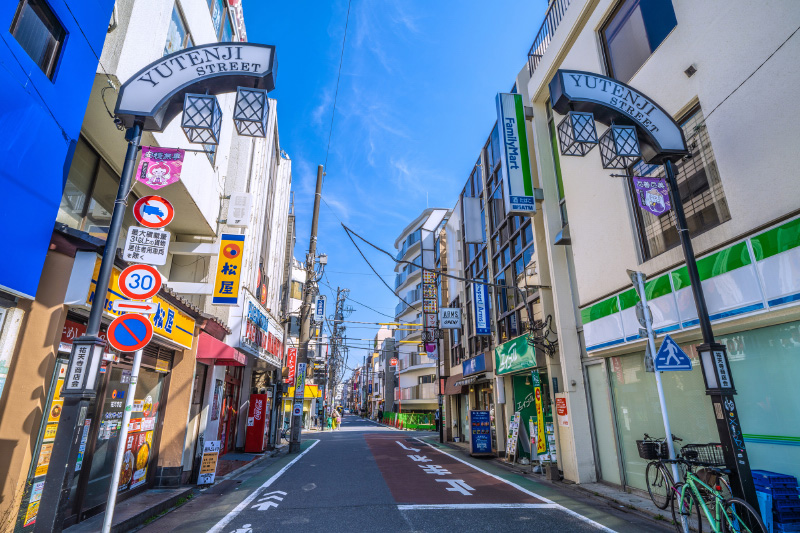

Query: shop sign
left=285, top=348, right=297, bottom=384
left=633, top=176, right=671, bottom=216
left=533, top=370, right=546, bottom=455
left=470, top=410, right=492, bottom=455
left=556, top=396, right=569, bottom=427
left=136, top=147, right=184, bottom=190
left=473, top=283, right=490, bottom=336
left=197, top=440, right=221, bottom=485
left=462, top=354, right=486, bottom=377
left=494, top=335, right=537, bottom=375
left=439, top=307, right=461, bottom=329
left=506, top=412, right=521, bottom=457
left=240, top=292, right=282, bottom=367
left=212, top=234, right=245, bottom=305
left=496, top=93, right=535, bottom=214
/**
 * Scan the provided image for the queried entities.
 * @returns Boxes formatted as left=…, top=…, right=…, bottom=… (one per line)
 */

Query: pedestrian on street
left=336, top=410, right=342, bottom=430
left=434, top=409, right=440, bottom=431
left=377, top=408, right=383, bottom=424
left=327, top=415, right=333, bottom=430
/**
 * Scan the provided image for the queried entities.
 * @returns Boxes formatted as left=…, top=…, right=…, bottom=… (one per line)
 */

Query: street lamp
left=557, top=111, right=598, bottom=155
left=598, top=124, right=640, bottom=169
left=181, top=93, right=223, bottom=144
left=233, top=87, right=269, bottom=137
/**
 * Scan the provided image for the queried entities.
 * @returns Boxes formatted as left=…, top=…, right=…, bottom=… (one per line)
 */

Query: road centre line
left=414, top=438, right=615, bottom=532
left=206, top=439, right=320, bottom=533
left=398, top=503, right=559, bottom=510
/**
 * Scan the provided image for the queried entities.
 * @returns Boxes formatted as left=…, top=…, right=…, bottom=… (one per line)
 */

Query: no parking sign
left=107, top=314, right=153, bottom=352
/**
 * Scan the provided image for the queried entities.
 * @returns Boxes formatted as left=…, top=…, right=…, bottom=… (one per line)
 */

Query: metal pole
left=35, top=122, right=143, bottom=533
left=102, top=349, right=143, bottom=533
left=289, top=164, right=323, bottom=453
left=664, top=160, right=758, bottom=512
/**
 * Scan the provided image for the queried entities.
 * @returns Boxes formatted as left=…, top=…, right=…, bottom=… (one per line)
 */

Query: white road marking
left=398, top=503, right=559, bottom=510
left=419, top=464, right=451, bottom=475
left=396, top=440, right=421, bottom=452
left=435, top=478, right=474, bottom=495
left=413, top=438, right=616, bottom=532
left=207, top=440, right=320, bottom=532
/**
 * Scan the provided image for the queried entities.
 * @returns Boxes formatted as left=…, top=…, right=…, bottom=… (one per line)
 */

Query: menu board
left=23, top=362, right=67, bottom=527
left=198, top=440, right=221, bottom=485
left=118, top=393, right=157, bottom=492
left=469, top=410, right=492, bottom=455
left=506, top=412, right=521, bottom=459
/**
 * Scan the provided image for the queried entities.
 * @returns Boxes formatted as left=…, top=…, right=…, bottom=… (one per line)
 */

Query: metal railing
left=395, top=287, right=423, bottom=317
left=527, top=0, right=571, bottom=75
left=397, top=353, right=435, bottom=371
left=398, top=383, right=437, bottom=400
left=395, top=229, right=422, bottom=261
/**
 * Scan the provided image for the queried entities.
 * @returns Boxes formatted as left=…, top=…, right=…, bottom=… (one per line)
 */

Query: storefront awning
left=196, top=332, right=246, bottom=366
left=453, top=373, right=485, bottom=388
left=444, top=374, right=466, bottom=395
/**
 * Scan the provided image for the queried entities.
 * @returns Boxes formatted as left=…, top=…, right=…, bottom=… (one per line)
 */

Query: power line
left=324, top=0, right=352, bottom=174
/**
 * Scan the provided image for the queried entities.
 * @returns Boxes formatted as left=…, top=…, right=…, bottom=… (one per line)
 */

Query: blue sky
left=244, top=0, right=547, bottom=374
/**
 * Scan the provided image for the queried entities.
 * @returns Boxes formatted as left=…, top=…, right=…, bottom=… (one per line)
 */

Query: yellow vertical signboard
left=532, top=371, right=547, bottom=455
left=212, top=234, right=245, bottom=305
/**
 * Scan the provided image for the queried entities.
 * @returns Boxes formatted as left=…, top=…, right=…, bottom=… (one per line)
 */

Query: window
left=209, top=0, right=236, bottom=41
left=290, top=280, right=303, bottom=300
left=58, top=138, right=139, bottom=238
left=601, top=0, right=677, bottom=82
left=628, top=107, right=730, bottom=259
left=10, top=0, right=65, bottom=79
left=164, top=5, right=192, bottom=56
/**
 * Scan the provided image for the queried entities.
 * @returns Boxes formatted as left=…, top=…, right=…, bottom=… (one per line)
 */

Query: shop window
left=523, top=223, right=533, bottom=246
left=58, top=138, right=139, bottom=239
left=601, top=0, right=678, bottom=82
left=164, top=4, right=192, bottom=56
left=628, top=107, right=730, bottom=259
left=10, top=0, right=65, bottom=80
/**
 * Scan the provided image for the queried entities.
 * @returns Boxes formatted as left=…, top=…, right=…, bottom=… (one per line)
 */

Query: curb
left=217, top=446, right=289, bottom=482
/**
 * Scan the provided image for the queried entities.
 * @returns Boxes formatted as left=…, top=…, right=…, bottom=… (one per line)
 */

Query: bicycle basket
left=682, top=443, right=725, bottom=466
left=696, top=468, right=720, bottom=486
left=636, top=440, right=660, bottom=460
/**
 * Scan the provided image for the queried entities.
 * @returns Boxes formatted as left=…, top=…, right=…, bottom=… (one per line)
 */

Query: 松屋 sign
left=473, top=283, right=490, bottom=336
left=212, top=234, right=244, bottom=305
left=496, top=93, right=535, bottom=215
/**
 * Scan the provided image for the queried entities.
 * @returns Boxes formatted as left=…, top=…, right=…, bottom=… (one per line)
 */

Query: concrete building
left=393, top=209, right=449, bottom=416
left=518, top=0, right=800, bottom=489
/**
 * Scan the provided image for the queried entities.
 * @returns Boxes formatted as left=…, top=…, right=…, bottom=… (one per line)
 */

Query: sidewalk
left=65, top=446, right=288, bottom=533
left=428, top=437, right=671, bottom=526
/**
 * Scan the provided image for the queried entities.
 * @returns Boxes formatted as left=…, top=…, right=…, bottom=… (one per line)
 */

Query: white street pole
left=633, top=273, right=687, bottom=533
left=102, top=348, right=144, bottom=533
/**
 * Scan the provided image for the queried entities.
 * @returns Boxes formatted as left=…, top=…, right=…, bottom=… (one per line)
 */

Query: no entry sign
left=133, top=195, right=174, bottom=228
left=118, top=264, right=162, bottom=300
left=107, top=314, right=153, bottom=352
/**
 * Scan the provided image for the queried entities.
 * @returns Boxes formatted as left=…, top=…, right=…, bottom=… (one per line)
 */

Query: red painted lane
left=365, top=434, right=543, bottom=505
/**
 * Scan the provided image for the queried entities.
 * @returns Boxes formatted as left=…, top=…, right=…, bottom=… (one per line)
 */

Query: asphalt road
left=140, top=415, right=671, bottom=533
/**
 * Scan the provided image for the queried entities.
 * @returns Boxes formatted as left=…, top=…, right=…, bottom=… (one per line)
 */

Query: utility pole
left=289, top=164, right=324, bottom=453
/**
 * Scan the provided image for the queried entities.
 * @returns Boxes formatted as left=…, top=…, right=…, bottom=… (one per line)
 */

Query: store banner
left=212, top=234, right=245, bottom=305
left=496, top=92, right=535, bottom=215
left=240, top=292, right=282, bottom=367
left=285, top=348, right=297, bottom=384
left=532, top=371, right=547, bottom=455
left=632, top=176, right=671, bottom=216
left=473, top=282, right=490, bottom=336
left=136, top=146, right=184, bottom=190
left=494, top=334, right=537, bottom=375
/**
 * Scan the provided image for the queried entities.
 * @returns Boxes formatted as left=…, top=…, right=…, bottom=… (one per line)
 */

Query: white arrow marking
left=396, top=441, right=420, bottom=452
left=261, top=491, right=287, bottom=496
left=259, top=495, right=284, bottom=502
left=251, top=501, right=279, bottom=511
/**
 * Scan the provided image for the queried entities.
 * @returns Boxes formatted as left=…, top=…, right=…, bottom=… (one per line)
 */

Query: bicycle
left=671, top=444, right=765, bottom=533
left=638, top=433, right=685, bottom=509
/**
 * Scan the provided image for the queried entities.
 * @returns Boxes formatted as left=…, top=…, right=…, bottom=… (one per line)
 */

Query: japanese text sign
left=632, top=176, right=671, bottom=216
left=136, top=146, right=184, bottom=190
left=123, top=227, right=171, bottom=265
left=212, top=234, right=245, bottom=305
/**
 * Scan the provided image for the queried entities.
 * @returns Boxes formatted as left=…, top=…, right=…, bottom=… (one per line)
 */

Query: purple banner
left=633, top=176, right=671, bottom=216
left=136, top=146, right=184, bottom=190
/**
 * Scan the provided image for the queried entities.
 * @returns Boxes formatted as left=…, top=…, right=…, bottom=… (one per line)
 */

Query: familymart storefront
left=494, top=335, right=557, bottom=464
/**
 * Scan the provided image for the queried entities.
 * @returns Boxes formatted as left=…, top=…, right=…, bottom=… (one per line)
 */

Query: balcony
left=527, top=0, right=571, bottom=75
left=397, top=383, right=437, bottom=401
left=394, top=326, right=421, bottom=342
left=395, top=229, right=422, bottom=262
left=394, top=260, right=422, bottom=289
left=395, top=286, right=423, bottom=317
left=397, top=353, right=435, bottom=372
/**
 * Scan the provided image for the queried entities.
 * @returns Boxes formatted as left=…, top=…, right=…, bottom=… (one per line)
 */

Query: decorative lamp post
left=598, top=124, right=640, bottom=169
left=182, top=93, right=223, bottom=144
left=557, top=111, right=598, bottom=155
left=234, top=87, right=270, bottom=137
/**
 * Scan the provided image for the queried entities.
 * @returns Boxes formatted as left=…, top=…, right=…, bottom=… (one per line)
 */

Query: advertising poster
left=198, top=440, right=221, bottom=485
left=470, top=410, right=492, bottom=455
left=532, top=371, right=547, bottom=455
left=136, top=146, right=184, bottom=190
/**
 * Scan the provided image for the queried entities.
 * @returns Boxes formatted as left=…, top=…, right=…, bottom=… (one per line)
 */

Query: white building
left=393, top=209, right=450, bottom=414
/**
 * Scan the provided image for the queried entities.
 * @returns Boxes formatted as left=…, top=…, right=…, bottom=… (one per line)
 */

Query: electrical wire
left=324, top=0, right=352, bottom=176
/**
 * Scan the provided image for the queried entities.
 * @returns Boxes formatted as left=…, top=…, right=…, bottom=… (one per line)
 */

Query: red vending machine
left=245, top=393, right=270, bottom=453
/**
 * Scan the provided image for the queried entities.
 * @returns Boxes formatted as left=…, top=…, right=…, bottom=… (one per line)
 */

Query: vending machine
left=244, top=393, right=270, bottom=453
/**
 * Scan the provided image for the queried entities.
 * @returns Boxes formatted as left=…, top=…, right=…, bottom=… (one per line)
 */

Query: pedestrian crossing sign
left=654, top=334, right=692, bottom=371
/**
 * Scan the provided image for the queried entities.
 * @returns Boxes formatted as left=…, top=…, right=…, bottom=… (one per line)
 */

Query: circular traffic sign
left=133, top=195, right=174, bottom=228
left=107, top=314, right=153, bottom=352
left=119, top=264, right=163, bottom=300
left=222, top=242, right=241, bottom=259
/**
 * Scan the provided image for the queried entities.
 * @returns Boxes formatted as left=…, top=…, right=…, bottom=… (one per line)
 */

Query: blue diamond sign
left=654, top=334, right=692, bottom=371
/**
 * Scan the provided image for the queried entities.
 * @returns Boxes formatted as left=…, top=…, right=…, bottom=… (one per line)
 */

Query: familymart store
left=494, top=335, right=557, bottom=463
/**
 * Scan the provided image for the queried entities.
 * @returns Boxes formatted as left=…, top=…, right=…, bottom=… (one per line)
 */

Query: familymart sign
left=496, top=93, right=535, bottom=214
left=494, top=335, right=538, bottom=375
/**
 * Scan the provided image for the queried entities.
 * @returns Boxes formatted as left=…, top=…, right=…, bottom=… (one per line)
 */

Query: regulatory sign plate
left=107, top=314, right=153, bottom=352
left=112, top=300, right=159, bottom=314
left=133, top=195, right=175, bottom=228
left=118, top=264, right=163, bottom=300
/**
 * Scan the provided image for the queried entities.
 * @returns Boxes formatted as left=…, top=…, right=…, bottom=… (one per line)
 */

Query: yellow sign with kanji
left=212, top=233, right=245, bottom=305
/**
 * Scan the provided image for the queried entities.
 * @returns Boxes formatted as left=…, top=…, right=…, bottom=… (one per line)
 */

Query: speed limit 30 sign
left=119, top=264, right=163, bottom=300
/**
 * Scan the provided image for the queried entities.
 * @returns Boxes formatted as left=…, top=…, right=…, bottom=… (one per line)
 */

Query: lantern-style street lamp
left=234, top=87, right=270, bottom=137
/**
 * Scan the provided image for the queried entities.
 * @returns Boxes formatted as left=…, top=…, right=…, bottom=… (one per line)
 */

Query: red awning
left=196, top=332, right=246, bottom=366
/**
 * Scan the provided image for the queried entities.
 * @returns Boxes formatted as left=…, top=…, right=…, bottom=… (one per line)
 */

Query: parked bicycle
left=638, top=433, right=685, bottom=509
left=671, top=443, right=765, bottom=533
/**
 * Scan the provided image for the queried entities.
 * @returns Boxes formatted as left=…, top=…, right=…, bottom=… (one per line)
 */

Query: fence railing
left=382, top=411, right=435, bottom=430
left=527, top=0, right=571, bottom=76
left=398, top=383, right=437, bottom=400
left=397, top=353, right=435, bottom=371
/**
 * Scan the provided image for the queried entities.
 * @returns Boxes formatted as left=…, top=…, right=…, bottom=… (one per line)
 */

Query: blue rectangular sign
left=470, top=410, right=492, bottom=455
left=472, top=283, right=490, bottom=336
left=462, top=354, right=486, bottom=377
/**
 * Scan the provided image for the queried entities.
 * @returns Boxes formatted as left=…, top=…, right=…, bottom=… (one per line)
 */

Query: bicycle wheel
left=671, top=483, right=703, bottom=533
left=646, top=461, right=673, bottom=509
left=721, top=497, right=766, bottom=533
